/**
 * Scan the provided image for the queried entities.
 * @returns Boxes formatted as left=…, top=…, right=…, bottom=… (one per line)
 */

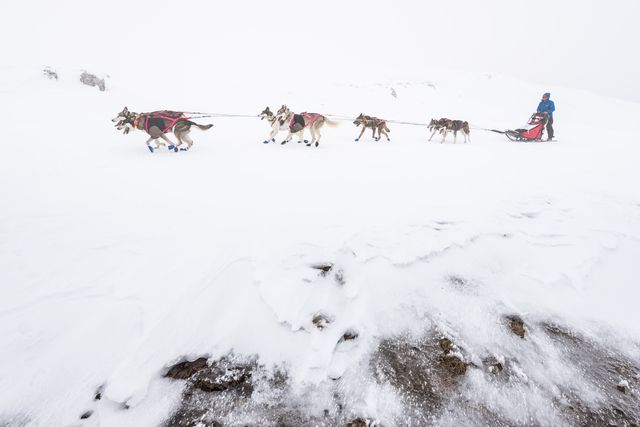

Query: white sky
left=3, top=0, right=639, bottom=101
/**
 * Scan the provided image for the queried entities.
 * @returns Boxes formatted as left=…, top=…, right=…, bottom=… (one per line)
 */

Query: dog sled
left=496, top=112, right=549, bottom=142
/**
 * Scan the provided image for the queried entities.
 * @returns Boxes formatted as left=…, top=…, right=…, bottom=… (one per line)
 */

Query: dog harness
left=144, top=113, right=190, bottom=134
left=289, top=112, right=321, bottom=130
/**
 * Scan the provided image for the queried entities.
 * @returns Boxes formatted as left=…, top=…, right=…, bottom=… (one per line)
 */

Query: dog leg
left=315, top=125, right=322, bottom=147
left=160, top=133, right=178, bottom=151
left=170, top=133, right=182, bottom=151
left=453, top=130, right=457, bottom=144
left=441, top=130, right=448, bottom=143
left=145, top=137, right=156, bottom=153
left=307, top=127, right=314, bottom=146
left=266, top=126, right=278, bottom=144
left=182, top=133, right=194, bottom=150
left=428, top=129, right=437, bottom=142
left=355, top=126, right=365, bottom=142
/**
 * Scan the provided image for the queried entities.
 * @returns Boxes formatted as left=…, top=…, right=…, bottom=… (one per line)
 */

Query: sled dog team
left=112, top=105, right=470, bottom=152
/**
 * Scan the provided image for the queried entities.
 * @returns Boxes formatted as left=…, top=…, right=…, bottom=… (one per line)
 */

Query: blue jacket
left=537, top=99, right=555, bottom=118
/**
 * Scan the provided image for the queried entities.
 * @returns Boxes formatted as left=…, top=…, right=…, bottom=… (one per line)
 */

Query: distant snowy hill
left=0, top=65, right=639, bottom=426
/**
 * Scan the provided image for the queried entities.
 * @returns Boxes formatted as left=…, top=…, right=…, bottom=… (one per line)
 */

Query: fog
left=3, top=0, right=639, bottom=100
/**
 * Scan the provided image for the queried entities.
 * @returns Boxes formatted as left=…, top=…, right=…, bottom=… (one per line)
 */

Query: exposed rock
left=482, top=356, right=505, bottom=376
left=164, top=357, right=209, bottom=380
left=617, top=379, right=629, bottom=393
left=192, top=363, right=253, bottom=395
left=347, top=417, right=374, bottom=427
left=543, top=323, right=640, bottom=426
left=93, top=384, right=104, bottom=401
left=441, top=354, right=467, bottom=376
left=164, top=354, right=362, bottom=426
left=340, top=329, right=359, bottom=342
left=312, top=313, right=332, bottom=330
left=371, top=333, right=469, bottom=416
left=43, top=67, right=58, bottom=80
left=439, top=337, right=453, bottom=354
left=506, top=315, right=526, bottom=338
left=311, top=263, right=333, bottom=276
left=447, top=275, right=468, bottom=290
left=80, top=71, right=106, bottom=91
left=161, top=323, right=640, bottom=427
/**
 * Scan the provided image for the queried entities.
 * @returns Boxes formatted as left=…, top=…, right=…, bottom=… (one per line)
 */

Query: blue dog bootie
left=147, top=146, right=154, bottom=153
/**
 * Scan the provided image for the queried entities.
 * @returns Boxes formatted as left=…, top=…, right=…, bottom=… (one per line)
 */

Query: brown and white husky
left=353, top=114, right=391, bottom=141
left=275, top=105, right=337, bottom=147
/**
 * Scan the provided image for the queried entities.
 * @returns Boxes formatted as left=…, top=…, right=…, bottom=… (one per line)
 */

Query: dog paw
left=262, top=140, right=269, bottom=144
left=147, top=146, right=154, bottom=153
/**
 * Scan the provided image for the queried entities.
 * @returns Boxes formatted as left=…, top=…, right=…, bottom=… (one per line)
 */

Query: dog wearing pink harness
left=112, top=107, right=213, bottom=152
left=275, top=105, right=337, bottom=147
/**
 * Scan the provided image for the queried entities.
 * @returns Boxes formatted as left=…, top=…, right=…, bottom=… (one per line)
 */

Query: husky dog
left=112, top=107, right=213, bottom=152
left=259, top=106, right=307, bottom=144
left=353, top=114, right=391, bottom=141
left=428, top=118, right=470, bottom=143
left=275, top=105, right=337, bottom=147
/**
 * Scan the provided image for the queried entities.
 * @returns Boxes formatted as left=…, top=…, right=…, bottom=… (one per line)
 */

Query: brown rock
left=312, top=313, right=332, bottom=330
left=347, top=418, right=368, bottom=427
left=506, top=315, right=526, bottom=338
left=165, top=357, right=209, bottom=380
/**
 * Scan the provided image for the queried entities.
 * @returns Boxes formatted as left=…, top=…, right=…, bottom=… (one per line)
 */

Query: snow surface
left=1, top=62, right=640, bottom=426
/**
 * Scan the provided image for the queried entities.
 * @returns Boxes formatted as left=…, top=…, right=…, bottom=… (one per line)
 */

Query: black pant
left=546, top=116, right=554, bottom=139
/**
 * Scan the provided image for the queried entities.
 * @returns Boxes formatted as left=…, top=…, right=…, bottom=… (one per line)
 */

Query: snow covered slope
left=0, top=65, right=639, bottom=426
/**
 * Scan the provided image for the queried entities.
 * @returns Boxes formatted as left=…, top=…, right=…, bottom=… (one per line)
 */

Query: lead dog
left=428, top=118, right=470, bottom=143
left=276, top=105, right=337, bottom=147
left=353, top=114, right=391, bottom=141
left=112, top=107, right=213, bottom=152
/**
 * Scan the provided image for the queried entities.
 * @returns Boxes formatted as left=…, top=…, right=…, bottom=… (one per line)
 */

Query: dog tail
left=384, top=124, right=391, bottom=132
left=188, top=121, right=214, bottom=131
left=324, top=118, right=339, bottom=127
